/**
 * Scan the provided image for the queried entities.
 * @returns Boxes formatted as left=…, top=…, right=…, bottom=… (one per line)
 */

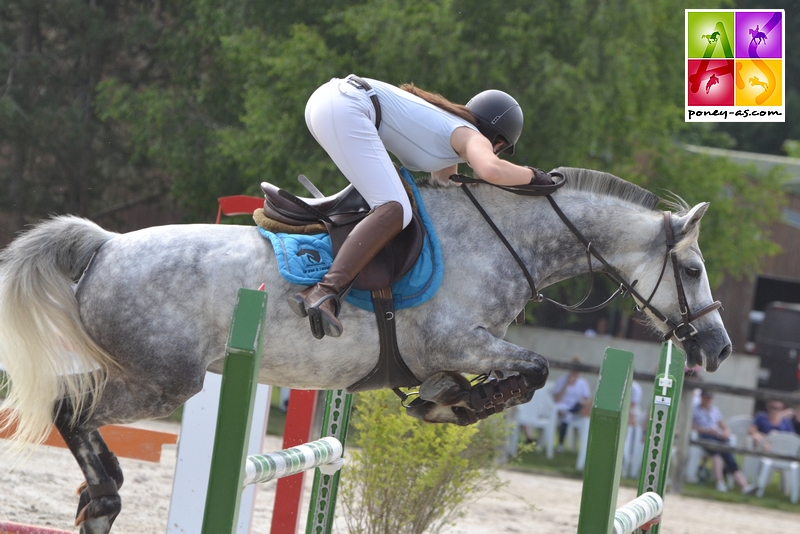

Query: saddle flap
left=260, top=181, right=370, bottom=225
left=326, top=211, right=426, bottom=292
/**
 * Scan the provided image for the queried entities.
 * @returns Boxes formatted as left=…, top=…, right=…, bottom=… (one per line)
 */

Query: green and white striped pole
left=244, top=437, right=343, bottom=485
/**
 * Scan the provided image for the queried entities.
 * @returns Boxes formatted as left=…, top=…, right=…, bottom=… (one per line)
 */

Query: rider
left=290, top=74, right=554, bottom=339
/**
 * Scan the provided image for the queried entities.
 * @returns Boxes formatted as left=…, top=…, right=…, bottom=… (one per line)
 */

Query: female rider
left=290, top=74, right=553, bottom=339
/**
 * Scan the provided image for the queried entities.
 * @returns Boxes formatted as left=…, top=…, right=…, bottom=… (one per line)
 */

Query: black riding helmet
left=466, top=90, right=523, bottom=155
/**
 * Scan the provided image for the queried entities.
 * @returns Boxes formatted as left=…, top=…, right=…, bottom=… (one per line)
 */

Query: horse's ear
left=675, top=202, right=710, bottom=237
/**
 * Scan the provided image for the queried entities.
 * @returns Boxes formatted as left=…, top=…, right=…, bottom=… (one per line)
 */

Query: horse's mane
left=554, top=167, right=661, bottom=212
left=416, top=167, right=660, bottom=210
left=416, top=166, right=691, bottom=216
left=555, top=167, right=699, bottom=250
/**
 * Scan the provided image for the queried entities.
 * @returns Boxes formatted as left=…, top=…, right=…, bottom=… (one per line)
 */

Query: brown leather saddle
left=258, top=172, right=424, bottom=392
left=259, top=178, right=424, bottom=292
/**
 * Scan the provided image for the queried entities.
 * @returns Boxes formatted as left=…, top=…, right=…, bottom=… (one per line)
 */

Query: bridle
left=449, top=173, right=722, bottom=347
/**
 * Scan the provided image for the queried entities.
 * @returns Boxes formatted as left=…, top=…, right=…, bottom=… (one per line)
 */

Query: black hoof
left=76, top=494, right=121, bottom=534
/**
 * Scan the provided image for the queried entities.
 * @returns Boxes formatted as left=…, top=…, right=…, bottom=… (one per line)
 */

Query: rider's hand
left=526, top=167, right=555, bottom=186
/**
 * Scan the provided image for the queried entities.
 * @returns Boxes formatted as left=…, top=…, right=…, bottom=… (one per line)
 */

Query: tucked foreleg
left=406, top=328, right=549, bottom=425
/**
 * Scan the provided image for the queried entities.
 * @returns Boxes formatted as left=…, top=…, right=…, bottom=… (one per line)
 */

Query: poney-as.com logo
left=686, top=9, right=784, bottom=122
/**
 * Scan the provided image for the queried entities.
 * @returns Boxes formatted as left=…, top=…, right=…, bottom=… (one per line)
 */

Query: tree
left=2, top=0, right=786, bottom=293
left=0, top=1, right=173, bottom=230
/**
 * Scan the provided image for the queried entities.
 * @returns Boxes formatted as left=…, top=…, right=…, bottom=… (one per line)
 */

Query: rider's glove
left=526, top=167, right=555, bottom=186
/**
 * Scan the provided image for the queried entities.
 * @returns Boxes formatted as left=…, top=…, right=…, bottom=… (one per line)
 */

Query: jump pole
left=201, top=287, right=269, bottom=534
left=305, top=389, right=353, bottom=534
left=635, top=340, right=685, bottom=534
left=200, top=288, right=351, bottom=534
left=0, top=523, right=75, bottom=534
left=577, top=347, right=636, bottom=533
left=271, top=388, right=318, bottom=534
left=577, top=341, right=685, bottom=534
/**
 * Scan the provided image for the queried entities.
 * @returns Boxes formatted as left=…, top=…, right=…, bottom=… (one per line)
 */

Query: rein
left=449, top=173, right=722, bottom=344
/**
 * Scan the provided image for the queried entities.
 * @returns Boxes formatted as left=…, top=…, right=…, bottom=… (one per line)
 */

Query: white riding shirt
left=364, top=78, right=479, bottom=172
left=304, top=76, right=478, bottom=229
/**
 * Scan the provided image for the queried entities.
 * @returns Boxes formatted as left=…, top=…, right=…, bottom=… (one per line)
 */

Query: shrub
left=340, top=389, right=509, bottom=534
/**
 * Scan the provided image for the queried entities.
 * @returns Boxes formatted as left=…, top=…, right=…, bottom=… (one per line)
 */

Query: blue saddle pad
left=259, top=167, right=443, bottom=312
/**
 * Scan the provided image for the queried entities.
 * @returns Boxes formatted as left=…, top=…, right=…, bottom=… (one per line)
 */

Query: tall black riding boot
left=288, top=201, right=404, bottom=339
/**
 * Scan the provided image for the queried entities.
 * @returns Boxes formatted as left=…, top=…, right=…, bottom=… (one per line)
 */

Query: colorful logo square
left=686, top=9, right=785, bottom=122
left=736, top=59, right=782, bottom=106
left=687, top=11, right=734, bottom=59
left=735, top=12, right=782, bottom=59
left=688, top=60, right=735, bottom=106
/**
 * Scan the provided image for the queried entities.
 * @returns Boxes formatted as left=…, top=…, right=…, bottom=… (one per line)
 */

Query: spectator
left=629, top=380, right=643, bottom=427
left=791, top=398, right=800, bottom=436
left=584, top=317, right=611, bottom=338
left=684, top=365, right=704, bottom=408
left=749, top=400, right=794, bottom=450
left=692, top=390, right=755, bottom=493
left=552, top=355, right=592, bottom=453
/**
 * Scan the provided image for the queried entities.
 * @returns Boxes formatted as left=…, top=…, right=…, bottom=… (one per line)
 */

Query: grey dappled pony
left=0, top=168, right=731, bottom=533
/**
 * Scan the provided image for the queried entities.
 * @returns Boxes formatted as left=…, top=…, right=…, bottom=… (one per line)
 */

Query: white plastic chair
left=565, top=415, right=592, bottom=470
left=754, top=432, right=800, bottom=503
left=515, top=383, right=558, bottom=459
left=684, top=429, right=707, bottom=483
left=726, top=415, right=760, bottom=483
left=622, top=405, right=646, bottom=479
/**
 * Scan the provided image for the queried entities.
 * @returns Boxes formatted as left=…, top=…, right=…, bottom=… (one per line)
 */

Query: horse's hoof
left=418, top=371, right=471, bottom=406
left=75, top=494, right=121, bottom=534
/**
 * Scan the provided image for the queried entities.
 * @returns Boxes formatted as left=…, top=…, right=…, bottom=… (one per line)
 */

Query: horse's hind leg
left=55, top=403, right=121, bottom=534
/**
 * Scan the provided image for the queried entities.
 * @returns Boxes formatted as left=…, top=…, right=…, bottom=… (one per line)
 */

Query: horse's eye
left=685, top=266, right=701, bottom=279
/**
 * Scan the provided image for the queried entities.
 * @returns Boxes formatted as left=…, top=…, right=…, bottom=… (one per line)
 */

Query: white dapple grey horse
left=0, top=167, right=731, bottom=533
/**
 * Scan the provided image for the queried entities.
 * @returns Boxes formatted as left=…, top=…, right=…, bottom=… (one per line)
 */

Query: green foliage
left=1, top=0, right=789, bottom=290
left=615, top=141, right=786, bottom=286
left=340, top=389, right=508, bottom=534
left=0, top=0, right=180, bottom=225
left=784, top=139, right=800, bottom=158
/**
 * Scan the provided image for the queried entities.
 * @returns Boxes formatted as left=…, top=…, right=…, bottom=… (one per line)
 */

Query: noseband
left=450, top=173, right=722, bottom=345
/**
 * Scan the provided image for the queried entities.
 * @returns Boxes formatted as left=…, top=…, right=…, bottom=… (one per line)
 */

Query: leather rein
left=449, top=172, right=722, bottom=345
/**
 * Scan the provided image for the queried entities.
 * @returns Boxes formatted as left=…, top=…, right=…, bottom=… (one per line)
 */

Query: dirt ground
left=1, top=420, right=798, bottom=534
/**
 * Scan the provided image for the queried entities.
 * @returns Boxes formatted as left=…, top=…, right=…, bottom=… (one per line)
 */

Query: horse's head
left=633, top=202, right=732, bottom=371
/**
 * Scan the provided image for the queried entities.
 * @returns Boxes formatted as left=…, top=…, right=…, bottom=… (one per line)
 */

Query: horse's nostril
left=719, top=344, right=732, bottom=362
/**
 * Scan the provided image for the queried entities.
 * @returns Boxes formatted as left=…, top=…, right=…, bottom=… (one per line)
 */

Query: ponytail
left=399, top=83, right=478, bottom=126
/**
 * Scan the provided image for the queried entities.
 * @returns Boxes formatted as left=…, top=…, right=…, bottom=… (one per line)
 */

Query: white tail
left=0, top=216, right=118, bottom=453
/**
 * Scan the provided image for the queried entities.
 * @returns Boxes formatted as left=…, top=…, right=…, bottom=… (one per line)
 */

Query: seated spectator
left=749, top=400, right=794, bottom=450
left=792, top=400, right=800, bottom=436
left=584, top=317, right=612, bottom=338
left=692, top=390, right=755, bottom=493
left=629, top=380, right=643, bottom=427
left=552, top=355, right=592, bottom=453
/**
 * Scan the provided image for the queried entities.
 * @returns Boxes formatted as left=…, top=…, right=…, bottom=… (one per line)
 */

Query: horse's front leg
left=55, top=403, right=122, bottom=534
left=407, top=327, right=549, bottom=425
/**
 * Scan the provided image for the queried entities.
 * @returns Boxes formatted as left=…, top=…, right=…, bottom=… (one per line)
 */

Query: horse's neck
left=534, top=193, right=663, bottom=289
left=425, top=185, right=663, bottom=291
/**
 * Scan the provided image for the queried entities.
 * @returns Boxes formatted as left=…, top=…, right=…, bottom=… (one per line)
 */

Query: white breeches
left=305, top=78, right=413, bottom=228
